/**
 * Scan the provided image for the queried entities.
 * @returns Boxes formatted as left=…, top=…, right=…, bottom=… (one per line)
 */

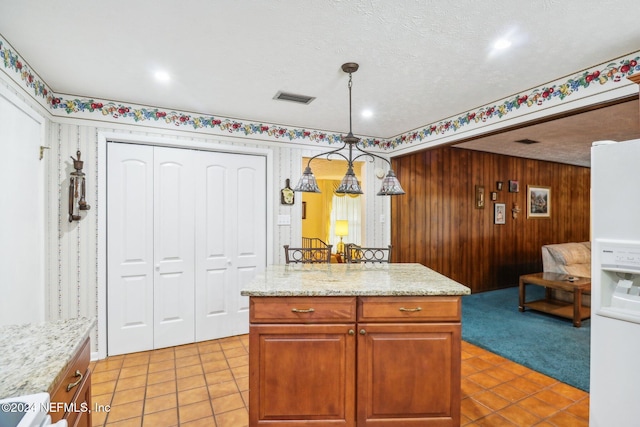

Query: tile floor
left=89, top=336, right=589, bottom=427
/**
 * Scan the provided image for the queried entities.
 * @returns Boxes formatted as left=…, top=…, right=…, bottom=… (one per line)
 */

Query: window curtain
left=329, top=183, right=361, bottom=249
left=315, top=180, right=336, bottom=244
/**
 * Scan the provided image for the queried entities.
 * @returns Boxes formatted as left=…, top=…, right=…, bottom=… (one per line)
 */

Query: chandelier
left=294, top=63, right=405, bottom=196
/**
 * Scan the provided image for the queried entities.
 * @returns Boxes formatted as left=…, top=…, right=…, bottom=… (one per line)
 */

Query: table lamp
left=335, top=220, right=349, bottom=254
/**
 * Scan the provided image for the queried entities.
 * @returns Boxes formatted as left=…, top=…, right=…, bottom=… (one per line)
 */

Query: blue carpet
left=462, top=286, right=590, bottom=391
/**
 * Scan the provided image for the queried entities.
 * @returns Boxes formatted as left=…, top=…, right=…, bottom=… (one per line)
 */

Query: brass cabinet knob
left=359, top=329, right=366, bottom=335
left=348, top=329, right=355, bottom=335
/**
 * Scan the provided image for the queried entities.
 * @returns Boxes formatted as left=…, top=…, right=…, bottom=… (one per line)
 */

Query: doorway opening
left=300, top=158, right=364, bottom=257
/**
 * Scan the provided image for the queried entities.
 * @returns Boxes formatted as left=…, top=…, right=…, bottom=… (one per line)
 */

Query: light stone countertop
left=0, top=317, right=95, bottom=399
left=241, top=263, right=470, bottom=297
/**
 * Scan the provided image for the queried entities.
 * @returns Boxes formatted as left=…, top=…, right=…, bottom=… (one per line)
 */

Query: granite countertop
left=241, top=263, right=470, bottom=297
left=0, top=317, right=95, bottom=399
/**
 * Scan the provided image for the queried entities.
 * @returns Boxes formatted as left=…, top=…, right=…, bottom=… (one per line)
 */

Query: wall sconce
left=69, top=150, right=91, bottom=222
left=475, top=185, right=485, bottom=209
left=335, top=220, right=349, bottom=254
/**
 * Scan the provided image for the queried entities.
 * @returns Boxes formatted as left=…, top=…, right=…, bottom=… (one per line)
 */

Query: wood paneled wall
left=391, top=146, right=591, bottom=292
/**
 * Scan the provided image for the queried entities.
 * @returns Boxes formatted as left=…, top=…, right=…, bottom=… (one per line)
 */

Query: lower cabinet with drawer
left=50, top=336, right=92, bottom=427
left=248, top=296, right=461, bottom=427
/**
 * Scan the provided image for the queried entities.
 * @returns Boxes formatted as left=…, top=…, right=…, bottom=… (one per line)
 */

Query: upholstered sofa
left=541, top=241, right=591, bottom=306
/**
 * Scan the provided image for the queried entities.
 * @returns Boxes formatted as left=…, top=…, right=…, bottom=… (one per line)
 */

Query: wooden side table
left=519, top=272, right=591, bottom=327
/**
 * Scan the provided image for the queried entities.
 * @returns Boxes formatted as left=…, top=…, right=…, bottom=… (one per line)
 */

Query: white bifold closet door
left=194, top=150, right=266, bottom=341
left=107, top=142, right=265, bottom=356
left=153, top=147, right=196, bottom=349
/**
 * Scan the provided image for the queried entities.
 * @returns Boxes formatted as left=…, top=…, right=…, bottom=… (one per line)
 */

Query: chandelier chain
left=348, top=73, right=353, bottom=136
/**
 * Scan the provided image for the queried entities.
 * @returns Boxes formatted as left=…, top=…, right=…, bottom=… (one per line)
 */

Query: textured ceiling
left=1, top=0, right=640, bottom=161
left=454, top=99, right=640, bottom=167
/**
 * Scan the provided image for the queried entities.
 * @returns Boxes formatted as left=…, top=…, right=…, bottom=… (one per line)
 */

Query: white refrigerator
left=590, top=138, right=640, bottom=426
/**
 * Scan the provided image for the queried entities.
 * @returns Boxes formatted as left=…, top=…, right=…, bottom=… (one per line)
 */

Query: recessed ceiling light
left=493, top=38, right=512, bottom=50
left=362, top=109, right=373, bottom=118
left=154, top=71, right=171, bottom=82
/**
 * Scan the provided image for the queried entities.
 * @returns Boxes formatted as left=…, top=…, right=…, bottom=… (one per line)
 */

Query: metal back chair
left=345, top=244, right=392, bottom=263
left=284, top=244, right=333, bottom=264
left=302, top=236, right=329, bottom=249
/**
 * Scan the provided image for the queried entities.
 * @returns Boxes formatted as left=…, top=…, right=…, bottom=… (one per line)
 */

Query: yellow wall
left=301, top=180, right=334, bottom=242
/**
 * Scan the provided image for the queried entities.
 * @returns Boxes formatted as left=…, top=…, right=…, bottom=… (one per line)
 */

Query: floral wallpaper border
left=2, top=36, right=639, bottom=150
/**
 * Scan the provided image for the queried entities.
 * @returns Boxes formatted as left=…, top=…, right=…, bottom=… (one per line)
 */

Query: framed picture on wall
left=508, top=180, right=519, bottom=193
left=527, top=185, right=551, bottom=218
left=494, top=203, right=506, bottom=224
left=302, top=201, right=307, bottom=219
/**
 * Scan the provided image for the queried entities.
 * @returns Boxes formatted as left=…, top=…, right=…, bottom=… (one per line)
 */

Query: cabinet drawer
left=250, top=297, right=357, bottom=323
left=64, top=368, right=91, bottom=427
left=358, top=296, right=461, bottom=322
left=50, top=337, right=90, bottom=423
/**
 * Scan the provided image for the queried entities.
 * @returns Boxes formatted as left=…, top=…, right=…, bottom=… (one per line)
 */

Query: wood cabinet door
left=357, top=323, right=461, bottom=426
left=249, top=324, right=356, bottom=427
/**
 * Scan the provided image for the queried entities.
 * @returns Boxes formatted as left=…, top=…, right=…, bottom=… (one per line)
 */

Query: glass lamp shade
left=293, top=166, right=321, bottom=193
left=377, top=169, right=406, bottom=196
left=335, top=220, right=349, bottom=237
left=335, top=166, right=363, bottom=194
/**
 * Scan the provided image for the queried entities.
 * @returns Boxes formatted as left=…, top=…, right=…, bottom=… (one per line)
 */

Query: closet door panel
left=196, top=157, right=232, bottom=340
left=203, top=164, right=227, bottom=258
left=235, top=160, right=267, bottom=317
left=203, top=269, right=228, bottom=314
left=153, top=147, right=196, bottom=349
left=107, top=143, right=154, bottom=356
left=196, top=152, right=266, bottom=340
left=237, top=166, right=259, bottom=257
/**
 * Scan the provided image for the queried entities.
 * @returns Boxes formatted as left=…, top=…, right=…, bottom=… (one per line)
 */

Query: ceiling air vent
left=273, top=91, right=316, bottom=105
left=514, top=138, right=540, bottom=144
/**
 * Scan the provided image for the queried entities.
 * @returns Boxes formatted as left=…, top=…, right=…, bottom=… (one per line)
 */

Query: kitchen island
left=241, top=263, right=470, bottom=427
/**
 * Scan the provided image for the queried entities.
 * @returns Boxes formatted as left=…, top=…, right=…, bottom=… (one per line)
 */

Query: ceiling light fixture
left=294, top=63, right=405, bottom=196
left=493, top=38, right=512, bottom=50
left=154, top=70, right=170, bottom=82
